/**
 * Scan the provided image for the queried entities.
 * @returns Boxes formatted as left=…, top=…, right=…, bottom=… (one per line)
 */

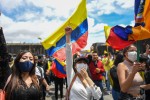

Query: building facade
left=6, top=43, right=46, bottom=56
left=92, top=39, right=150, bottom=56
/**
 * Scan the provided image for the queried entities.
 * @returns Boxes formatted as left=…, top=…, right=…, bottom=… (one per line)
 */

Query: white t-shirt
left=66, top=43, right=102, bottom=100
left=35, top=66, right=44, bottom=79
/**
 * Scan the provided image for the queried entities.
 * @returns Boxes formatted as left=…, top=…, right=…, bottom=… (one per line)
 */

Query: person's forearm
left=120, top=72, right=136, bottom=92
left=66, top=39, right=74, bottom=86
left=145, top=84, right=150, bottom=90
left=85, top=77, right=95, bottom=87
left=66, top=35, right=71, bottom=43
left=42, top=78, right=49, bottom=87
left=142, top=84, right=150, bottom=90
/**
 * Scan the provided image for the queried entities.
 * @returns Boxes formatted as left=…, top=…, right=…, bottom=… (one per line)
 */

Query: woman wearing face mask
left=5, top=51, right=41, bottom=100
left=117, top=45, right=145, bottom=100
left=65, top=27, right=102, bottom=100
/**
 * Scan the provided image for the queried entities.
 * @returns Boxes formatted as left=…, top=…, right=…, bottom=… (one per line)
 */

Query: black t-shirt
left=110, top=66, right=120, bottom=92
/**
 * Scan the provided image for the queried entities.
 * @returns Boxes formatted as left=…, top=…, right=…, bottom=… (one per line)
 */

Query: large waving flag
left=104, top=0, right=150, bottom=50
left=104, top=26, right=135, bottom=50
left=51, top=59, right=66, bottom=78
left=42, top=0, right=88, bottom=61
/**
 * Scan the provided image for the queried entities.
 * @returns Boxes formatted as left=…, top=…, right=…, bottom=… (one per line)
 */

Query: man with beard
left=88, top=51, right=105, bottom=100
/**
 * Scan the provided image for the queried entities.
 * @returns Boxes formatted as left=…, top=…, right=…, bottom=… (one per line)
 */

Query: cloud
left=88, top=17, right=107, bottom=33
left=130, top=20, right=135, bottom=26
left=0, top=0, right=81, bottom=20
left=0, top=0, right=23, bottom=12
left=89, top=23, right=107, bottom=33
left=87, top=0, right=134, bottom=16
left=0, top=0, right=82, bottom=43
left=0, top=0, right=134, bottom=50
left=116, top=1, right=134, bottom=8
left=1, top=13, right=64, bottom=43
left=31, top=0, right=79, bottom=19
left=84, top=32, right=105, bottom=50
left=84, top=17, right=107, bottom=50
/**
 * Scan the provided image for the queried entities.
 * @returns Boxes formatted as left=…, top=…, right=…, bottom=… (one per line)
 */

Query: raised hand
left=132, top=62, right=143, bottom=74
left=95, top=68, right=100, bottom=73
left=65, top=27, right=72, bottom=35
left=80, top=68, right=89, bottom=79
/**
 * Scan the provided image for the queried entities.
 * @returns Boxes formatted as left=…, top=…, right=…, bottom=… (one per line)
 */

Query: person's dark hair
left=87, top=54, right=92, bottom=64
left=139, top=54, right=148, bottom=63
left=73, top=56, right=92, bottom=77
left=92, top=51, right=97, bottom=54
left=6, top=50, right=39, bottom=99
left=73, top=54, right=78, bottom=59
left=123, top=44, right=135, bottom=57
left=114, top=53, right=124, bottom=66
left=104, top=53, right=108, bottom=57
left=74, top=57, right=89, bottom=64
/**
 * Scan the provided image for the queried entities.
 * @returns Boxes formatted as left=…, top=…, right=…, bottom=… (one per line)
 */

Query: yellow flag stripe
left=42, top=0, right=87, bottom=50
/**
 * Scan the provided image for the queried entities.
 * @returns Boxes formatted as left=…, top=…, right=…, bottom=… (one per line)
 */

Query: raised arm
left=65, top=27, right=74, bottom=86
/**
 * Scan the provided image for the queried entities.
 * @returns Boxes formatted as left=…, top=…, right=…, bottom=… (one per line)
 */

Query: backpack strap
left=67, top=74, right=77, bottom=98
left=3, top=74, right=12, bottom=90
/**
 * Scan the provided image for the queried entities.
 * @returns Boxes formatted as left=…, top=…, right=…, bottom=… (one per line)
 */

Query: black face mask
left=18, top=61, right=34, bottom=72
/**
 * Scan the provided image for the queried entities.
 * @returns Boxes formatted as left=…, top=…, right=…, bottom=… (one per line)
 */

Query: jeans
left=112, top=89, right=120, bottom=100
left=105, top=71, right=110, bottom=91
left=94, top=80, right=104, bottom=100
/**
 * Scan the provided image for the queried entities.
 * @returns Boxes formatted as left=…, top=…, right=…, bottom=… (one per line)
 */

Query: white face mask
left=76, top=63, right=88, bottom=72
left=128, top=51, right=137, bottom=62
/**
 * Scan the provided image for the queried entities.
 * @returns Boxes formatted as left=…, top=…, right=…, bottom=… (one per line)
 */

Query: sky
left=0, top=0, right=135, bottom=50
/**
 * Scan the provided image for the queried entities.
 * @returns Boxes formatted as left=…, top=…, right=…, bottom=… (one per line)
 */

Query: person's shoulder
left=97, top=59, right=102, bottom=62
left=97, top=60, right=103, bottom=64
left=117, top=62, right=127, bottom=71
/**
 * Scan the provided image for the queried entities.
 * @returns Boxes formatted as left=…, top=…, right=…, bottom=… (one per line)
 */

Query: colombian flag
left=104, top=26, right=135, bottom=50
left=104, top=0, right=150, bottom=50
left=42, top=0, right=88, bottom=61
left=51, top=59, right=66, bottom=78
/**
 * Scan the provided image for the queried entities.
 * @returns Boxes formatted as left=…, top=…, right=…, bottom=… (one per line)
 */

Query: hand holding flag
left=42, top=0, right=88, bottom=61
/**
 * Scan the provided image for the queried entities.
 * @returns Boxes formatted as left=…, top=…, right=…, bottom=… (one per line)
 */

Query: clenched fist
left=65, top=27, right=72, bottom=35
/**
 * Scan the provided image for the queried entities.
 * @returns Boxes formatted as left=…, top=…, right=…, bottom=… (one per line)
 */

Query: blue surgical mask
left=18, top=61, right=34, bottom=72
